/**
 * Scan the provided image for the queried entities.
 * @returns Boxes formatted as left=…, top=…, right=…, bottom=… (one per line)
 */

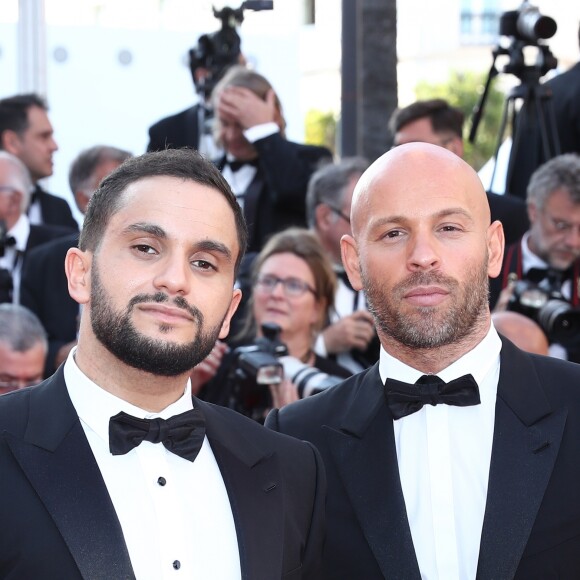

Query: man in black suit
left=267, top=143, right=580, bottom=579
left=0, top=93, right=78, bottom=231
left=0, top=152, right=73, bottom=304
left=0, top=148, right=325, bottom=578
left=213, top=65, right=333, bottom=252
left=20, top=145, right=132, bottom=378
left=388, top=98, right=530, bottom=245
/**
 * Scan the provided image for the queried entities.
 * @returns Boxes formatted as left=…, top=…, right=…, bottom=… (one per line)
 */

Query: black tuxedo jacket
left=32, top=185, right=79, bottom=232
left=486, top=191, right=529, bottom=246
left=217, top=133, right=332, bottom=253
left=20, top=233, right=79, bottom=377
left=267, top=337, right=580, bottom=579
left=545, top=61, right=580, bottom=155
left=147, top=105, right=200, bottom=152
left=0, top=367, right=326, bottom=579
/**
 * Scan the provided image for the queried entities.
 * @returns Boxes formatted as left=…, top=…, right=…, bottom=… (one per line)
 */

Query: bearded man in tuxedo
left=267, top=143, right=580, bottom=579
left=0, top=149, right=325, bottom=579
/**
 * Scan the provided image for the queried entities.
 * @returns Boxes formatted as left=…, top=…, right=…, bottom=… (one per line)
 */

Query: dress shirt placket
left=426, top=405, right=460, bottom=579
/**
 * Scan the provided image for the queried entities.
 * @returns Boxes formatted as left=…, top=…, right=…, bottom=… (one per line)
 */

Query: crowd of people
left=1, top=22, right=580, bottom=579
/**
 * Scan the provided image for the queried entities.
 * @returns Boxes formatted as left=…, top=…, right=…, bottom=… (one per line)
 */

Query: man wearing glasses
left=490, top=153, right=580, bottom=360
left=0, top=303, right=47, bottom=394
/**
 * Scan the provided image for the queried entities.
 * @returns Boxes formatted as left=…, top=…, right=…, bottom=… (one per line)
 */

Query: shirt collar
left=521, top=231, right=549, bottom=273
left=378, top=323, right=502, bottom=389
left=8, top=214, right=30, bottom=252
left=64, top=347, right=193, bottom=447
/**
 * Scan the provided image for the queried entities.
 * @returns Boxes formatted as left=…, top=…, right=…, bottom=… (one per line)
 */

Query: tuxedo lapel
left=200, top=401, right=284, bottom=580
left=324, top=365, right=421, bottom=580
left=476, top=339, right=567, bottom=580
left=242, top=172, right=264, bottom=247
left=5, top=370, right=135, bottom=580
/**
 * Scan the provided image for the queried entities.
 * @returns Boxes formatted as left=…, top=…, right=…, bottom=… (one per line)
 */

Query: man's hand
left=217, top=86, right=278, bottom=130
left=493, top=279, right=516, bottom=313
left=190, top=340, right=228, bottom=395
left=322, top=311, right=376, bottom=354
left=269, top=378, right=299, bottom=409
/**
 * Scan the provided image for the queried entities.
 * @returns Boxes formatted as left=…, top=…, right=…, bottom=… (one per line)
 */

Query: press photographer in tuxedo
left=213, top=65, right=332, bottom=252
left=0, top=149, right=325, bottom=579
left=490, top=153, right=580, bottom=360
left=267, top=143, right=580, bottom=579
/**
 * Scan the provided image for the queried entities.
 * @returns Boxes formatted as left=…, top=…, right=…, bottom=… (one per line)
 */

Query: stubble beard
left=362, top=258, right=490, bottom=350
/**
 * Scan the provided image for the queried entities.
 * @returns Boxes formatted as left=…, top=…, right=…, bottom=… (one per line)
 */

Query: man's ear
left=65, top=247, right=92, bottom=305
left=218, top=288, right=243, bottom=340
left=315, top=204, right=333, bottom=232
left=1, top=130, right=22, bottom=155
left=340, top=234, right=363, bottom=291
left=527, top=201, right=538, bottom=224
left=487, top=220, right=505, bottom=279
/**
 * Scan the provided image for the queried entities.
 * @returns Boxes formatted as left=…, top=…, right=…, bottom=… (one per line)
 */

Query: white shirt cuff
left=243, top=122, right=279, bottom=143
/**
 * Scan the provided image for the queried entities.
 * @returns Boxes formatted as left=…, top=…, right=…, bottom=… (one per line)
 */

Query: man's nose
left=407, top=232, right=440, bottom=272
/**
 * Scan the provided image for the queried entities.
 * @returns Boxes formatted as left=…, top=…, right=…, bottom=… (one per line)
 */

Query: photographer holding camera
left=490, top=153, right=580, bottom=359
left=201, top=228, right=351, bottom=421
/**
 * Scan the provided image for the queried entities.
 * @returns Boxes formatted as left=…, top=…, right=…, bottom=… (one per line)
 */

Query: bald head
left=351, top=143, right=491, bottom=236
left=492, top=311, right=549, bottom=356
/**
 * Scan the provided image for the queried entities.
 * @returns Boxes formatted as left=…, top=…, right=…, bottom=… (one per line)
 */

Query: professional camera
left=499, top=2, right=557, bottom=45
left=189, top=1, right=273, bottom=98
left=507, top=274, right=580, bottom=347
left=227, top=322, right=343, bottom=421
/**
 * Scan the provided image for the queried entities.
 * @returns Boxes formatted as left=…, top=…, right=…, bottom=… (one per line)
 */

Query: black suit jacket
left=486, top=191, right=529, bottom=246
left=147, top=105, right=201, bottom=152
left=20, top=233, right=79, bottom=377
left=217, top=133, right=332, bottom=252
left=32, top=185, right=79, bottom=232
left=267, top=337, right=580, bottom=579
left=0, top=367, right=326, bottom=579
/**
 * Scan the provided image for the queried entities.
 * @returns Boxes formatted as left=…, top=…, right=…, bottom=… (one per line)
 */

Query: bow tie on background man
left=109, top=408, right=206, bottom=462
left=384, top=374, right=481, bottom=420
left=225, top=158, right=260, bottom=173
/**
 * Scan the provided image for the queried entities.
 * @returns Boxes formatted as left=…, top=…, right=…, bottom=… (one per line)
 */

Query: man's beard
left=90, top=263, right=224, bottom=376
left=362, top=259, right=489, bottom=349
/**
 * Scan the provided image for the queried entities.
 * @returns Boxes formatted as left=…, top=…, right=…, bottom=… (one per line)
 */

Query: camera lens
left=537, top=300, right=580, bottom=345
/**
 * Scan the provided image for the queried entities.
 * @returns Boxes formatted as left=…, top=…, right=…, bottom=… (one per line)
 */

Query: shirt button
left=157, top=476, right=167, bottom=486
left=173, top=560, right=181, bottom=570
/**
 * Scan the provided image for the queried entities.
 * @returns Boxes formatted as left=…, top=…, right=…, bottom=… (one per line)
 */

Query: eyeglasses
left=327, top=205, right=351, bottom=224
left=0, top=376, right=42, bottom=392
left=541, top=210, right=580, bottom=237
left=255, top=275, right=317, bottom=298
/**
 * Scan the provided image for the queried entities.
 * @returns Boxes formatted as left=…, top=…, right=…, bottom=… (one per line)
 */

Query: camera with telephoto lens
left=189, top=1, right=273, bottom=98
left=499, top=1, right=557, bottom=45
left=507, top=274, right=580, bottom=346
left=228, top=322, right=344, bottom=421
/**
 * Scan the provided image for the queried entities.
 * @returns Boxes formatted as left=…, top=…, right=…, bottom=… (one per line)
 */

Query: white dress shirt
left=221, top=122, right=279, bottom=210
left=378, top=325, right=502, bottom=580
left=64, top=350, right=241, bottom=580
left=0, top=213, right=30, bottom=303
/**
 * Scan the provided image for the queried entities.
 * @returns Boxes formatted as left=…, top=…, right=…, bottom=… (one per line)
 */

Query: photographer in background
left=213, top=66, right=333, bottom=252
left=388, top=98, right=530, bottom=245
left=306, top=158, right=378, bottom=373
left=490, top=153, right=580, bottom=359
left=201, top=228, right=351, bottom=421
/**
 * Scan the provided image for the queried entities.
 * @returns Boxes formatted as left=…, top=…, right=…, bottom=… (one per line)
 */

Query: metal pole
left=18, top=0, right=47, bottom=95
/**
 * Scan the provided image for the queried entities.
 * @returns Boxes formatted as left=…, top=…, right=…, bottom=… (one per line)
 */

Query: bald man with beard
left=266, top=143, right=580, bottom=579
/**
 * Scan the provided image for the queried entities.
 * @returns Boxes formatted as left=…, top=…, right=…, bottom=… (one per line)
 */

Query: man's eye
left=440, top=225, right=461, bottom=232
left=134, top=244, right=156, bottom=254
left=385, top=230, right=403, bottom=239
left=192, top=260, right=216, bottom=271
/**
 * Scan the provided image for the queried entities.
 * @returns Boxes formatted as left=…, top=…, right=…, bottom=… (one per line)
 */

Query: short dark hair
left=68, top=145, right=133, bottom=194
left=79, top=149, right=248, bottom=273
left=388, top=99, right=464, bottom=139
left=306, top=157, right=369, bottom=228
left=0, top=93, right=48, bottom=144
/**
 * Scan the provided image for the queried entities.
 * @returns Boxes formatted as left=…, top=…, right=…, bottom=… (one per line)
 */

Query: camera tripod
left=470, top=41, right=560, bottom=199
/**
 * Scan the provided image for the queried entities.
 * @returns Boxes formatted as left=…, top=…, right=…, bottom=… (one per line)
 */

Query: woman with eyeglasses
left=198, top=228, right=352, bottom=421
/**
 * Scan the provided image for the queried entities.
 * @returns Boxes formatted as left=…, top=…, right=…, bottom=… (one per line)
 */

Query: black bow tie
left=109, top=408, right=205, bottom=462
left=384, top=374, right=481, bottom=420
left=226, top=158, right=259, bottom=172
